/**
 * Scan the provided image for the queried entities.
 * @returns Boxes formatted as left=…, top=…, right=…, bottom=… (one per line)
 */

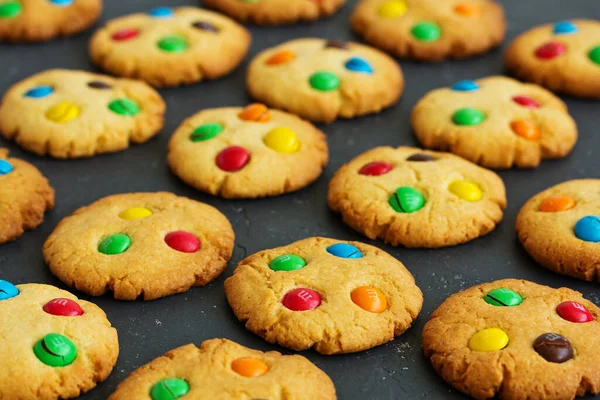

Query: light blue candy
left=451, top=80, right=479, bottom=92
left=49, top=0, right=73, bottom=6
left=148, top=7, right=173, bottom=18
left=0, top=280, right=19, bottom=300
left=574, top=216, right=600, bottom=243
left=0, top=159, right=13, bottom=175
left=24, top=86, right=53, bottom=99
left=553, top=21, right=578, bottom=35
left=326, top=243, right=363, bottom=259
left=344, top=57, right=374, bottom=74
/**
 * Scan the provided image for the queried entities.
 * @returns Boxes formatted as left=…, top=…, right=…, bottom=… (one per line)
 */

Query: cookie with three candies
left=328, top=146, right=506, bottom=248
left=43, top=192, right=234, bottom=300
left=505, top=20, right=600, bottom=99
left=167, top=104, right=328, bottom=198
left=0, top=281, right=119, bottom=399
left=423, top=279, right=600, bottom=399
left=246, top=38, right=403, bottom=123
left=203, top=0, right=345, bottom=25
left=0, top=148, right=54, bottom=244
left=225, top=237, right=423, bottom=354
left=89, top=6, right=251, bottom=87
left=516, top=179, right=600, bottom=282
left=108, top=338, right=336, bottom=400
left=0, top=69, right=165, bottom=158
left=411, top=76, right=577, bottom=169
left=0, top=0, right=101, bottom=42
left=351, top=0, right=505, bottom=62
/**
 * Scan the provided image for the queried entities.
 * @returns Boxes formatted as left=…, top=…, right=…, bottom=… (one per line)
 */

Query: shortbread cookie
left=0, top=281, right=119, bottom=399
left=89, top=6, right=251, bottom=87
left=109, top=338, right=336, bottom=400
left=168, top=104, right=328, bottom=199
left=516, top=179, right=600, bottom=282
left=328, top=147, right=506, bottom=248
left=0, top=0, right=101, bottom=42
left=225, top=237, right=423, bottom=354
left=351, top=0, right=505, bottom=61
left=412, top=76, right=577, bottom=169
left=246, top=38, right=403, bottom=123
left=505, top=20, right=600, bottom=99
left=423, top=279, right=600, bottom=399
left=43, top=192, right=234, bottom=300
left=0, top=69, right=165, bottom=159
left=0, top=148, right=54, bottom=244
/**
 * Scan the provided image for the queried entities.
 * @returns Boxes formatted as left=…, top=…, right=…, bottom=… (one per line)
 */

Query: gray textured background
left=1, top=0, right=599, bottom=398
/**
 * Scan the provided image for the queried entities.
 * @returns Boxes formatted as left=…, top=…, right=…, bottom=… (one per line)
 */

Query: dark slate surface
left=1, top=0, right=599, bottom=398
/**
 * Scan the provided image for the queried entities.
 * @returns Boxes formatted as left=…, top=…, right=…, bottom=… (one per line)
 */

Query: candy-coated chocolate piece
left=534, top=333, right=573, bottom=363
left=574, top=216, right=600, bottom=243
left=469, top=328, right=509, bottom=352
left=192, top=21, right=218, bottom=32
left=43, top=298, right=84, bottom=316
left=345, top=57, right=373, bottom=74
left=157, top=35, right=188, bottom=53
left=24, top=86, right=54, bottom=98
left=34, top=333, right=77, bottom=367
left=535, top=42, right=566, bottom=59
left=512, top=95, right=540, bottom=108
left=49, top=0, right=73, bottom=6
left=150, top=378, right=189, bottom=400
left=148, top=7, right=173, bottom=18
left=539, top=195, right=576, bottom=212
left=164, top=231, right=200, bottom=253
left=238, top=104, right=271, bottom=122
left=377, top=0, right=407, bottom=18
left=46, top=101, right=80, bottom=124
left=556, top=301, right=593, bottom=323
left=389, top=187, right=425, bottom=213
left=484, top=288, right=522, bottom=307
left=309, top=72, right=340, bottom=91
left=0, top=280, right=19, bottom=300
left=0, top=1, right=22, bottom=18
left=511, top=119, right=540, bottom=141
left=98, top=234, right=131, bottom=255
left=359, top=161, right=393, bottom=176
left=589, top=46, right=600, bottom=66
left=108, top=99, right=140, bottom=116
left=190, top=123, right=223, bottom=142
left=87, top=81, right=112, bottom=89
left=0, top=159, right=14, bottom=175
left=454, top=3, right=480, bottom=16
left=411, top=22, right=441, bottom=42
left=112, top=28, right=140, bottom=41
left=269, top=254, right=307, bottom=272
left=351, top=286, right=387, bottom=313
left=325, top=39, right=348, bottom=49
left=451, top=80, right=479, bottom=92
left=553, top=21, right=578, bottom=35
left=282, top=288, right=321, bottom=311
left=231, top=358, right=269, bottom=377
left=266, top=50, right=296, bottom=66
left=448, top=180, right=482, bottom=202
left=406, top=153, right=436, bottom=162
left=263, top=127, right=300, bottom=153
left=326, top=243, right=363, bottom=259
left=119, top=207, right=153, bottom=220
left=216, top=146, right=250, bottom=172
left=452, top=108, right=485, bottom=126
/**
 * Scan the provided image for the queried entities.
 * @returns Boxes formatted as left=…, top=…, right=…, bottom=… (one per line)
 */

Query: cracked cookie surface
left=109, top=338, right=336, bottom=400
left=328, top=146, right=506, bottom=248
left=89, top=6, right=251, bottom=87
left=423, top=279, right=600, bottom=399
left=0, top=282, right=118, bottom=399
left=225, top=237, right=423, bottom=354
left=0, top=69, right=165, bottom=159
left=43, top=192, right=234, bottom=300
left=246, top=38, right=403, bottom=123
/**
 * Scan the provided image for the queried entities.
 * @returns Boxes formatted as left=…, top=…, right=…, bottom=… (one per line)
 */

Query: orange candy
left=238, top=103, right=271, bottom=122
left=351, top=286, right=387, bottom=313
left=266, top=50, right=296, bottom=65
left=454, top=3, right=481, bottom=16
left=510, top=120, right=540, bottom=141
left=231, top=357, right=269, bottom=377
left=539, top=195, right=576, bottom=212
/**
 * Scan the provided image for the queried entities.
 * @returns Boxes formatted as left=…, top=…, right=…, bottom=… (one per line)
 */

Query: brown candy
left=325, top=39, right=348, bottom=49
left=533, top=333, right=574, bottom=363
left=407, top=153, right=436, bottom=162
left=87, top=81, right=112, bottom=89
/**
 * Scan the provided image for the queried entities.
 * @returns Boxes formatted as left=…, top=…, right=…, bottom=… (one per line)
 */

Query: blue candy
left=49, top=0, right=73, bottom=6
left=24, top=85, right=53, bottom=99
left=0, top=280, right=19, bottom=301
left=451, top=80, right=479, bottom=92
left=148, top=7, right=173, bottom=18
left=0, top=159, right=13, bottom=176
left=574, top=216, right=600, bottom=243
left=553, top=21, right=578, bottom=35
left=326, top=243, right=363, bottom=259
left=344, top=57, right=374, bottom=74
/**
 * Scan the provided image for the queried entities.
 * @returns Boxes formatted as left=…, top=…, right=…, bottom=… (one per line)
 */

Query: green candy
left=157, top=35, right=188, bottom=53
left=389, top=187, right=425, bottom=213
left=411, top=22, right=441, bottom=42
left=589, top=46, right=600, bottom=66
left=309, top=72, right=340, bottom=91
left=0, top=1, right=22, bottom=19
left=150, top=378, right=190, bottom=400
left=452, top=108, right=486, bottom=126
left=108, top=99, right=140, bottom=116
left=98, top=234, right=131, bottom=255
left=484, top=288, right=523, bottom=307
left=34, top=333, right=77, bottom=367
left=190, top=123, right=223, bottom=142
left=269, top=254, right=307, bottom=272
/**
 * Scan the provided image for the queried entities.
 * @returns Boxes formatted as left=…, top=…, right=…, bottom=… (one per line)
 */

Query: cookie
left=0, top=148, right=54, bottom=244
left=516, top=179, right=600, bottom=282
left=109, top=338, right=336, bottom=400
left=167, top=104, right=329, bottom=199
left=0, top=0, right=101, bottom=42
left=422, top=278, right=600, bottom=399
left=351, top=0, right=505, bottom=62
left=225, top=237, right=423, bottom=354
left=411, top=76, right=578, bottom=169
left=0, top=281, right=119, bottom=399
left=246, top=38, right=403, bottom=123
left=89, top=6, right=251, bottom=87
left=0, top=69, right=165, bottom=159
left=43, top=192, right=234, bottom=300
left=203, top=0, right=345, bottom=25
left=505, top=20, right=600, bottom=99
left=328, top=146, right=506, bottom=248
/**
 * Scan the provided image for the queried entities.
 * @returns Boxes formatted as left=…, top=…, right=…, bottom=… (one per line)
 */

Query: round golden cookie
left=109, top=338, right=337, bottom=400
left=0, top=0, right=101, bottom=42
left=0, top=69, right=165, bottom=159
left=225, top=237, right=423, bottom=354
left=246, top=38, right=403, bottom=123
left=505, top=20, right=600, bottom=99
left=89, top=6, right=251, bottom=87
left=0, top=148, right=54, bottom=244
left=43, top=192, right=235, bottom=300
left=0, top=282, right=119, bottom=399
left=516, top=179, right=600, bottom=282
left=167, top=104, right=328, bottom=199
left=411, top=76, right=577, bottom=169
left=203, top=0, right=345, bottom=25
left=328, top=146, right=506, bottom=248
left=423, top=279, right=600, bottom=399
left=351, top=0, right=505, bottom=62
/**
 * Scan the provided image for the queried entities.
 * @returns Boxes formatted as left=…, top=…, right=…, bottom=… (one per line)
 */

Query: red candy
left=512, top=96, right=540, bottom=108
left=165, top=231, right=201, bottom=253
left=43, top=298, right=84, bottom=317
left=557, top=301, right=593, bottom=323
left=216, top=146, right=250, bottom=172
left=111, top=28, right=140, bottom=41
left=359, top=161, right=393, bottom=176
left=535, top=42, right=566, bottom=59
left=282, top=288, right=321, bottom=311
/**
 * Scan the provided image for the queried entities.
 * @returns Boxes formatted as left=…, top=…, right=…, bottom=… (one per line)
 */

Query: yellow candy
left=263, top=127, right=300, bottom=154
left=119, top=207, right=153, bottom=220
left=377, top=0, right=408, bottom=18
left=469, top=328, right=509, bottom=352
left=45, top=101, right=80, bottom=124
left=449, top=180, right=483, bottom=202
